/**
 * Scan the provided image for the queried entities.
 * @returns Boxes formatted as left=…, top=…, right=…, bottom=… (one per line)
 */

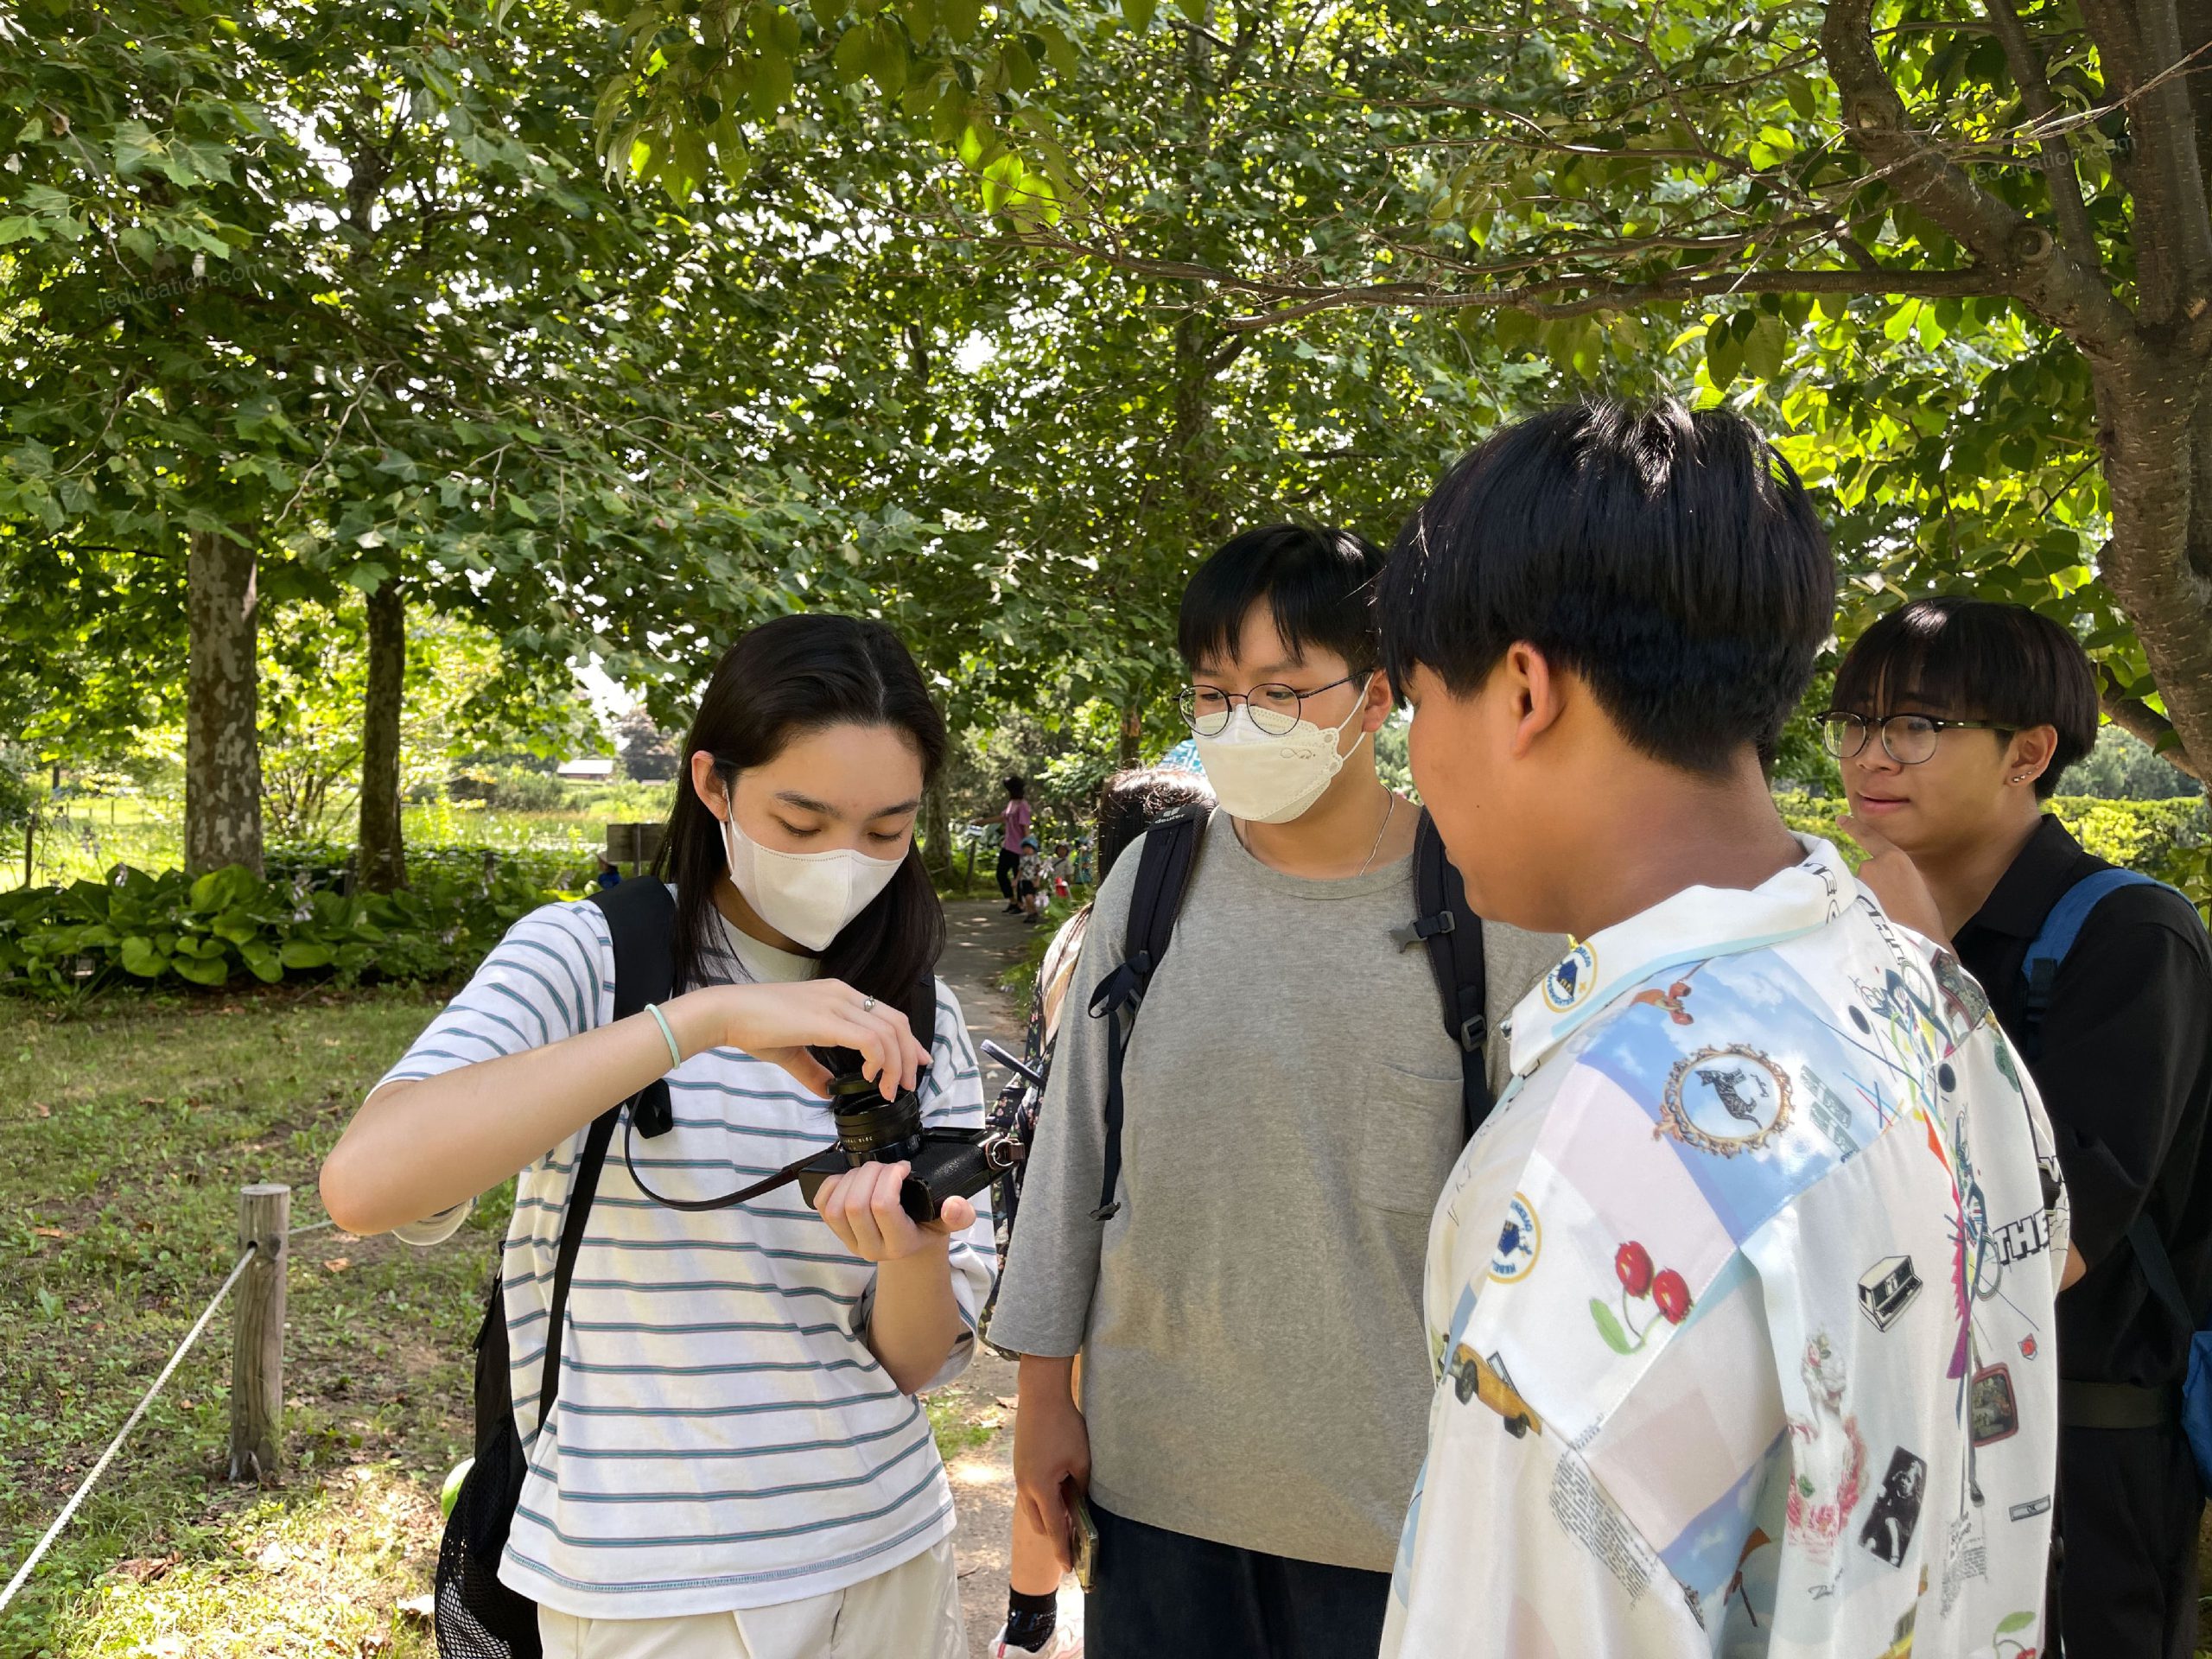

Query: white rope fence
left=0, top=1193, right=339, bottom=1616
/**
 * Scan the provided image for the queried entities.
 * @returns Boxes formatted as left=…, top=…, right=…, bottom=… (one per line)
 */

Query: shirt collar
left=1961, top=815, right=2090, bottom=940
left=1507, top=837, right=1859, bottom=1076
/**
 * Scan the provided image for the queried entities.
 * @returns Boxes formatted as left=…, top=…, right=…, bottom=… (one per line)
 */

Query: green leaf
left=1706, top=325, right=1745, bottom=389
left=188, top=867, right=257, bottom=915
left=173, top=951, right=231, bottom=986
left=279, top=940, right=335, bottom=969
left=1491, top=308, right=1537, bottom=353
left=1993, top=1611, right=2037, bottom=1637
left=1122, top=0, right=1156, bottom=30
left=240, top=940, right=283, bottom=982
left=1589, top=1298, right=1636, bottom=1355
left=832, top=22, right=873, bottom=81
left=211, top=906, right=259, bottom=944
left=119, top=936, right=168, bottom=979
left=941, top=0, right=981, bottom=41
left=1744, top=314, right=1789, bottom=382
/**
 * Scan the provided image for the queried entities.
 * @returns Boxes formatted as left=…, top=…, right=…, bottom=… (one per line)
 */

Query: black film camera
left=791, top=1065, right=1025, bottom=1222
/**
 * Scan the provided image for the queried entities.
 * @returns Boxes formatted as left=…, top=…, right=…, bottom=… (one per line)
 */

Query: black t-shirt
left=1954, top=816, right=2212, bottom=1389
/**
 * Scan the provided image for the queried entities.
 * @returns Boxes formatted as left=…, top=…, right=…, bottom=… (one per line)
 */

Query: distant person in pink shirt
left=979, top=777, right=1032, bottom=913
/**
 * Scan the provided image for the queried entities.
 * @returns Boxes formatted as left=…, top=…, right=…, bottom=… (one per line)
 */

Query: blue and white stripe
left=376, top=898, right=995, bottom=1619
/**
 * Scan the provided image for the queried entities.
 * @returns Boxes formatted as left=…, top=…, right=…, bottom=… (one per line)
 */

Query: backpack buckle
left=1391, top=911, right=1455, bottom=952
left=1458, top=1012, right=1487, bottom=1053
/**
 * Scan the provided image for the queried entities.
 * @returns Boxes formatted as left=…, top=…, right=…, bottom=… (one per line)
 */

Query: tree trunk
left=1120, top=702, right=1141, bottom=767
left=921, top=769, right=952, bottom=880
left=2094, top=359, right=2212, bottom=790
left=358, top=577, right=407, bottom=891
left=185, top=528, right=264, bottom=876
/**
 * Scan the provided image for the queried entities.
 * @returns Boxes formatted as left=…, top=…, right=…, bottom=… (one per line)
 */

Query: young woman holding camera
left=321, top=614, right=994, bottom=1659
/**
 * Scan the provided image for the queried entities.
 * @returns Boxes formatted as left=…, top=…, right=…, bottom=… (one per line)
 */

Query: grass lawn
left=0, top=982, right=1011, bottom=1658
left=0, top=984, right=487, bottom=1659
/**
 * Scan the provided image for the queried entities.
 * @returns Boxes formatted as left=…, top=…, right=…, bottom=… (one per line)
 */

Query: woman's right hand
left=676, top=979, right=931, bottom=1099
left=1013, top=1356, right=1090, bottom=1571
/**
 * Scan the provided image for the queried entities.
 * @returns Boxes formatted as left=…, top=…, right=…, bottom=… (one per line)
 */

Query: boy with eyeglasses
left=1379, top=405, right=2070, bottom=1656
left=989, top=524, right=1561, bottom=1659
left=1829, top=597, right=2212, bottom=1659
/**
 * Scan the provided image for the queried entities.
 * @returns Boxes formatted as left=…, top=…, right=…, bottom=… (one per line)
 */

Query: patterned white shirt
left=1384, top=841, right=2067, bottom=1657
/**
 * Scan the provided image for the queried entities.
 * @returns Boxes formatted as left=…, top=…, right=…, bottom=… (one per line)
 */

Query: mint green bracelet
left=644, top=1002, right=683, bottom=1071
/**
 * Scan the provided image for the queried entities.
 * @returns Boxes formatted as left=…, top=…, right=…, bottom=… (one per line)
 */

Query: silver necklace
left=1355, top=793, right=1397, bottom=877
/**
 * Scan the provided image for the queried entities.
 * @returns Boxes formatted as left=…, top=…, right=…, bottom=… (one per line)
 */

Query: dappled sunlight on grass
left=49, top=1464, right=441, bottom=1659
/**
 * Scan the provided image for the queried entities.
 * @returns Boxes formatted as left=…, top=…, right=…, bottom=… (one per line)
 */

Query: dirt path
left=932, top=899, right=1083, bottom=1656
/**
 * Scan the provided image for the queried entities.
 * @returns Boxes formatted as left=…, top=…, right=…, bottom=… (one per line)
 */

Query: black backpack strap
left=1084, top=808, right=1205, bottom=1221
left=1394, top=810, right=1493, bottom=1141
left=531, top=880, right=679, bottom=1425
left=2131, top=1211, right=2199, bottom=1335
left=591, top=876, right=680, bottom=1135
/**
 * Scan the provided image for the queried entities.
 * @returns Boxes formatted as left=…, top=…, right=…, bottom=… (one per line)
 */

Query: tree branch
left=2075, top=0, right=2212, bottom=322
left=1822, top=0, right=2137, bottom=359
left=2100, top=671, right=2202, bottom=779
left=1981, top=0, right=2103, bottom=270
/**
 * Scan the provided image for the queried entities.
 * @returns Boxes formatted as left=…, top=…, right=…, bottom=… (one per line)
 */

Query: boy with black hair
left=991, top=524, right=1561, bottom=1658
left=1829, top=598, right=2212, bottom=1659
left=1377, top=403, right=2069, bottom=1656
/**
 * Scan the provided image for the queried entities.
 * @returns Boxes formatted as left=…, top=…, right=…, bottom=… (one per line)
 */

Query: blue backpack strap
left=2018, top=868, right=2159, bottom=1061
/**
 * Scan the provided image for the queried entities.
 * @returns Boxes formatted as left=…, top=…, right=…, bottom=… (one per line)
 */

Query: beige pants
left=536, top=1537, right=964, bottom=1659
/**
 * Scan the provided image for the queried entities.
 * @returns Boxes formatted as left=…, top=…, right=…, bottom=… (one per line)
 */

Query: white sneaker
left=988, top=1620, right=1084, bottom=1658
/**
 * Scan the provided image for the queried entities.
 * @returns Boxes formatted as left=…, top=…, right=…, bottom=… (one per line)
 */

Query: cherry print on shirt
left=1591, top=1239, right=1694, bottom=1354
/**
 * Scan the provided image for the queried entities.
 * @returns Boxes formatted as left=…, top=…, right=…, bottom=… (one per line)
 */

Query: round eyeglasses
left=1818, top=710, right=2012, bottom=766
left=1178, top=677, right=1359, bottom=738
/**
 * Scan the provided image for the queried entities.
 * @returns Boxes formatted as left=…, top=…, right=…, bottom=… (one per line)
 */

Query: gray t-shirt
left=989, top=810, right=1565, bottom=1571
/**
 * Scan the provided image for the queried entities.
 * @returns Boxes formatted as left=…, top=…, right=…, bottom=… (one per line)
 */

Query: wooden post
left=228, top=1183, right=289, bottom=1482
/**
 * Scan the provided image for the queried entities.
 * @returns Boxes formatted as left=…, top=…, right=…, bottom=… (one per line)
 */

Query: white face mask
left=1193, top=678, right=1375, bottom=824
left=721, top=787, right=905, bottom=952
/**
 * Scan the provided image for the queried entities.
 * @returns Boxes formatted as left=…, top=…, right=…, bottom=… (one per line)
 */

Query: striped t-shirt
left=375, top=897, right=996, bottom=1619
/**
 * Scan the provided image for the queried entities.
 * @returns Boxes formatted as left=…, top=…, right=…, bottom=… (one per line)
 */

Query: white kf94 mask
left=1192, top=677, right=1375, bottom=825
left=721, top=787, right=905, bottom=951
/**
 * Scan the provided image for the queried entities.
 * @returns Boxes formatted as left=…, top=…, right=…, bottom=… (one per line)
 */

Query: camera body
left=794, top=1069, right=1023, bottom=1224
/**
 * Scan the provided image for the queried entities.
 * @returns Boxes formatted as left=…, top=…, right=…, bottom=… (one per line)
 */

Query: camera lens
left=828, top=1073, right=925, bottom=1163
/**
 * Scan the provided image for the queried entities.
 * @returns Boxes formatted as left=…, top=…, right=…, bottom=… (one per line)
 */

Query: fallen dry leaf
left=111, top=1554, right=177, bottom=1584
left=32, top=1226, right=67, bottom=1238
left=397, top=1592, right=436, bottom=1622
left=995, top=1395, right=1020, bottom=1411
left=322, top=1256, right=352, bottom=1273
left=32, top=1103, right=48, bottom=1118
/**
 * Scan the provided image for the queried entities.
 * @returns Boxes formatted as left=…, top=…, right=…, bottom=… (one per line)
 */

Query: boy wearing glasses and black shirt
left=1830, top=598, right=2212, bottom=1659
left=989, top=524, right=1561, bottom=1658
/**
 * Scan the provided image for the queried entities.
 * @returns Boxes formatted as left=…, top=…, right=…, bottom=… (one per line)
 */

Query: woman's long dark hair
left=653, top=613, right=947, bottom=1037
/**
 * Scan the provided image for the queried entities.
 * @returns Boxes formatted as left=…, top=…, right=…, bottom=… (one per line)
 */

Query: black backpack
left=1083, top=805, right=1493, bottom=1221
left=432, top=875, right=677, bottom=1658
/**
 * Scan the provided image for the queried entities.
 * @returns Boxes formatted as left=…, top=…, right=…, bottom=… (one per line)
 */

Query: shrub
left=448, top=764, right=573, bottom=812
left=0, top=861, right=578, bottom=995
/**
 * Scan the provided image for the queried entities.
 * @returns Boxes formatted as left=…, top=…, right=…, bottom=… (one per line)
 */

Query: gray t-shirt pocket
left=1353, top=1062, right=1465, bottom=1214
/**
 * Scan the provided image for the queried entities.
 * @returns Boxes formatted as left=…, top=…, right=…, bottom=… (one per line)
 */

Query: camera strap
left=622, top=1122, right=836, bottom=1212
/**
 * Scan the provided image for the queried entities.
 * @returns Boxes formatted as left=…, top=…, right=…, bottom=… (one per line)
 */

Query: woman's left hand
left=812, top=1161, right=976, bottom=1262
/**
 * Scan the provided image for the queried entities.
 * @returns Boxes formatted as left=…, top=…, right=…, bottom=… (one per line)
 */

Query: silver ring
left=861, top=996, right=876, bottom=1013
